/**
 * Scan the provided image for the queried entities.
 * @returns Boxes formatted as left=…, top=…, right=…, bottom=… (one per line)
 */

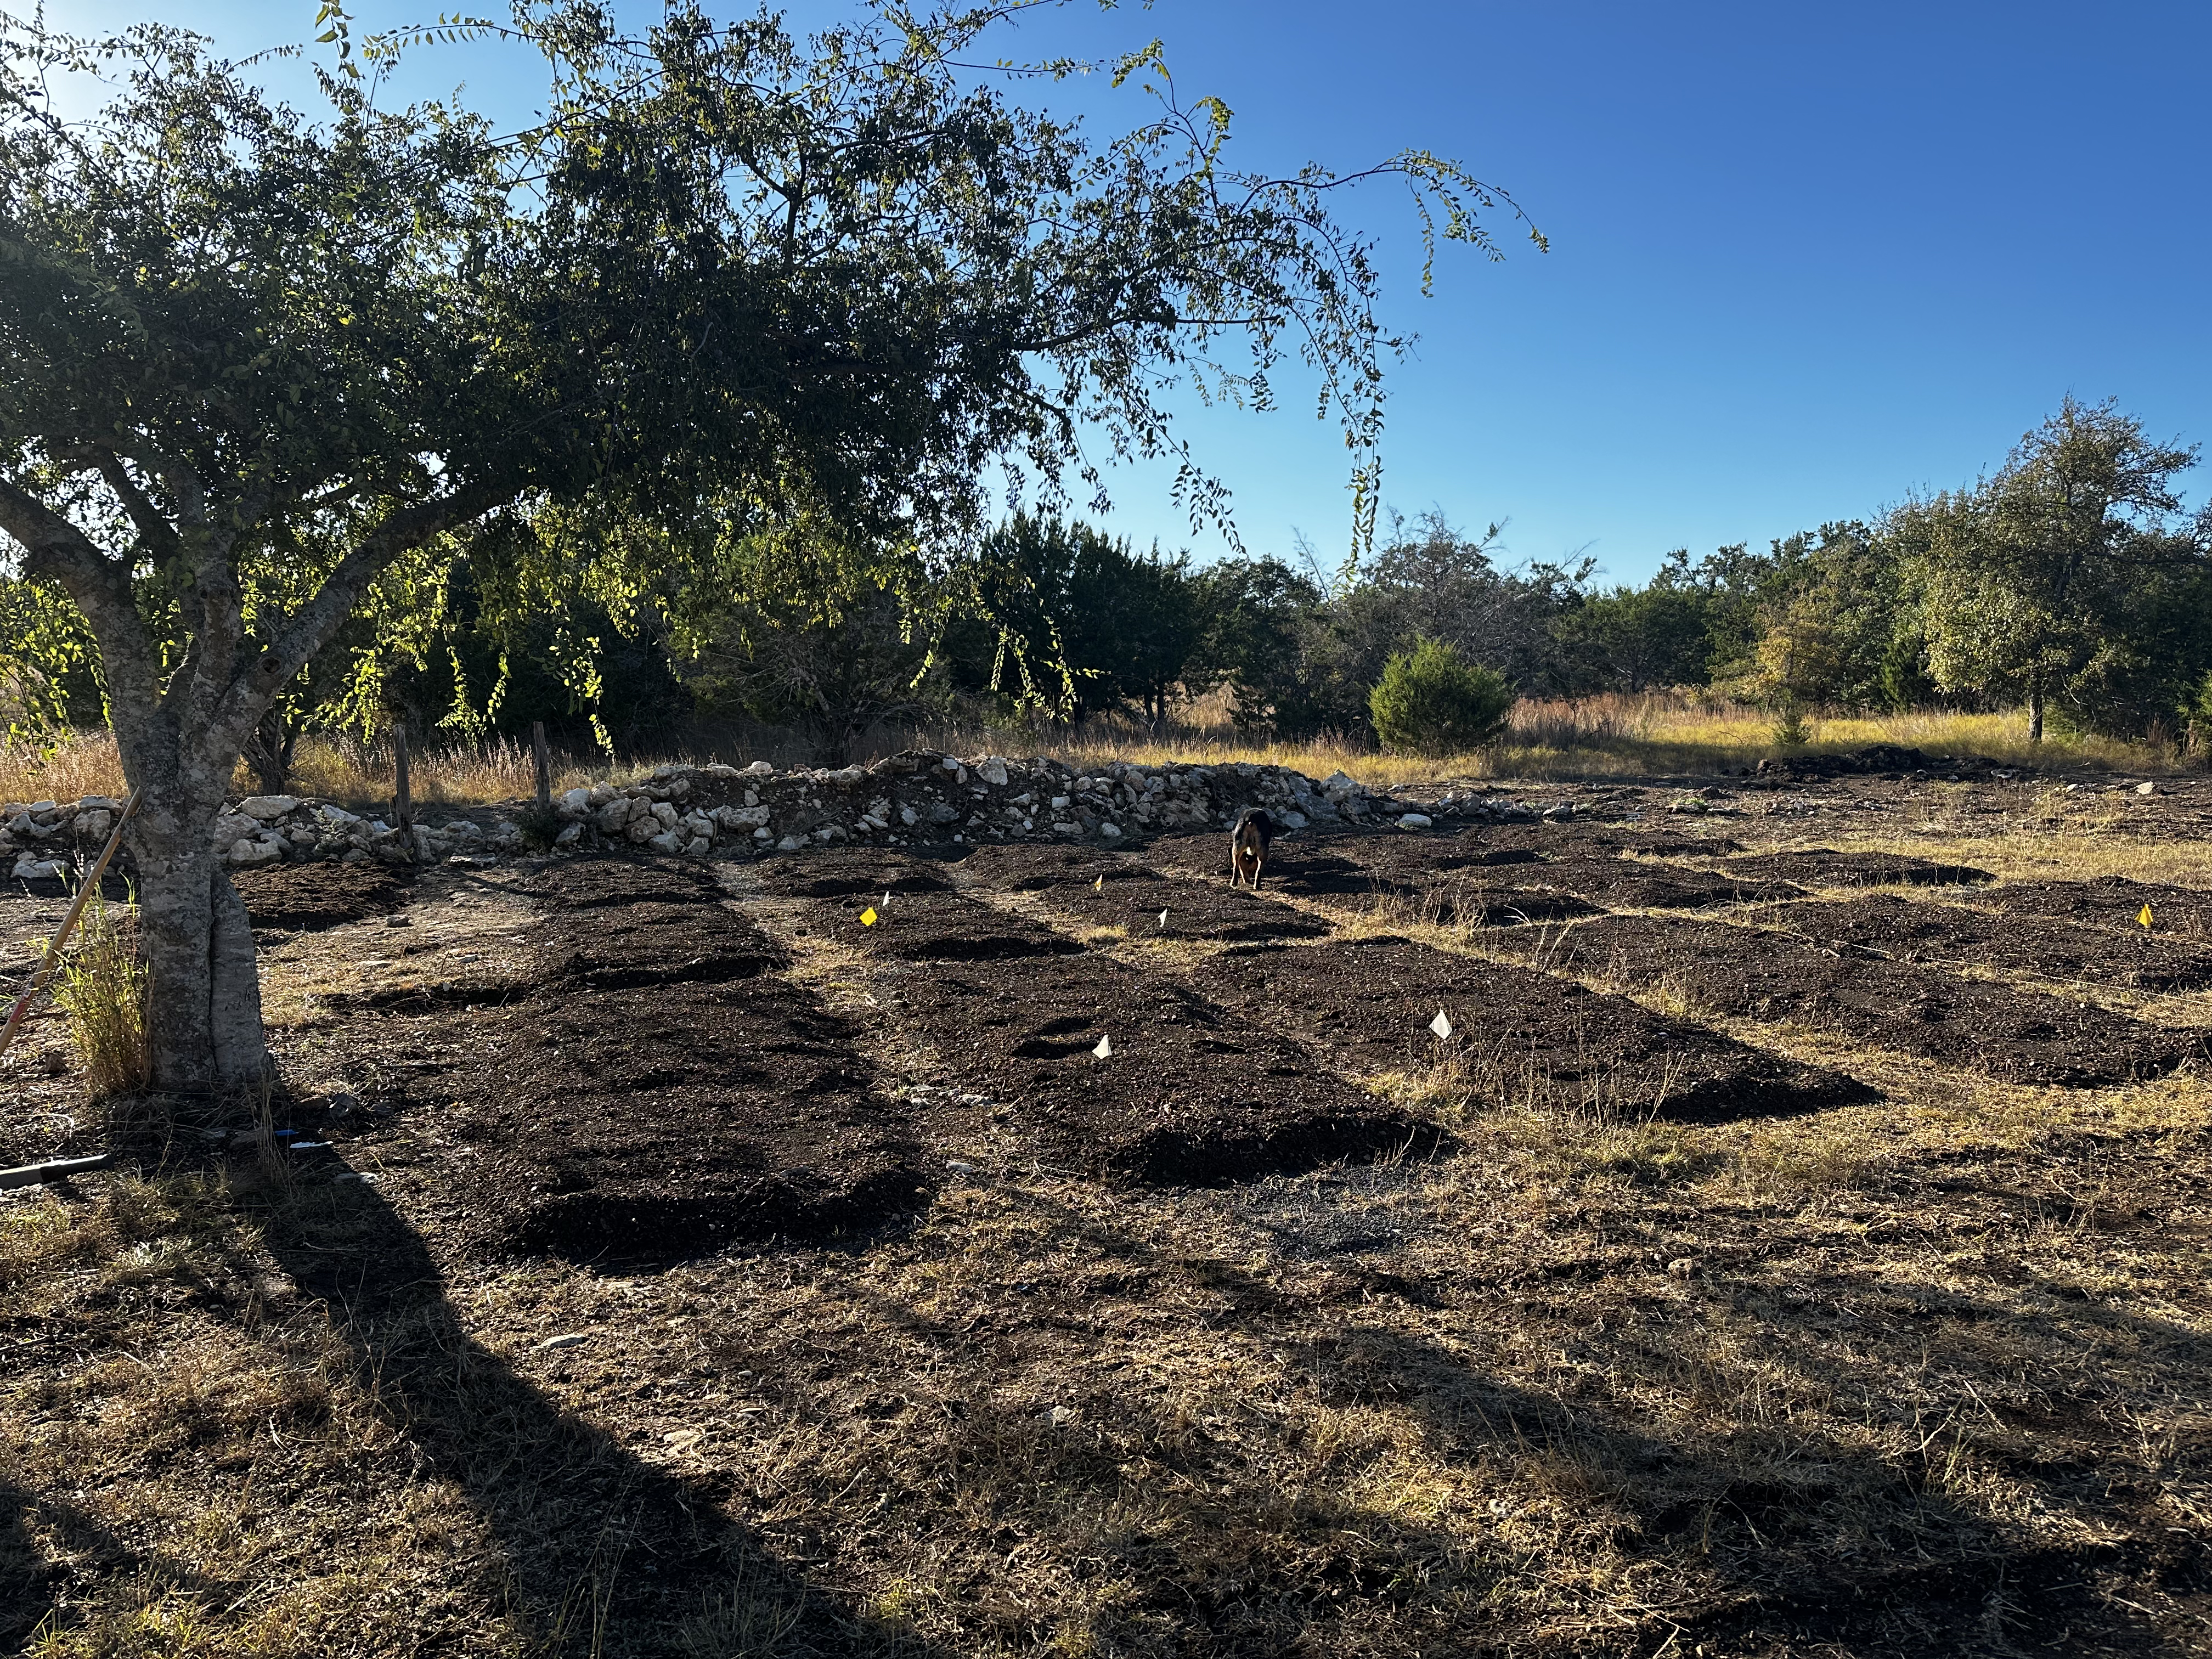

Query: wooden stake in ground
left=392, top=727, right=413, bottom=843
left=532, top=720, right=552, bottom=814
left=0, top=787, right=143, bottom=1068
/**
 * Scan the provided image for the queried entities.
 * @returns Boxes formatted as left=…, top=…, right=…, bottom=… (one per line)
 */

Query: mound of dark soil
left=1531, top=856, right=1807, bottom=911
left=955, top=844, right=1153, bottom=890
left=235, top=860, right=408, bottom=930
left=1501, top=914, right=2197, bottom=1085
left=1972, top=876, right=2212, bottom=938
left=396, top=973, right=925, bottom=1261
left=1764, top=894, right=2212, bottom=991
left=512, top=861, right=784, bottom=990
left=1474, top=825, right=1749, bottom=860
left=1718, top=849, right=1994, bottom=887
left=1416, top=876, right=1605, bottom=929
left=1203, top=937, right=1870, bottom=1121
left=529, top=858, right=721, bottom=909
left=892, top=952, right=1436, bottom=1183
left=753, top=849, right=955, bottom=899
left=1032, top=873, right=1332, bottom=944
left=803, top=886, right=1083, bottom=962
left=1147, top=836, right=1407, bottom=902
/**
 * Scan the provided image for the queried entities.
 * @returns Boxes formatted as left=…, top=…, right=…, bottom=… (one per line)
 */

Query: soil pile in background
left=1504, top=914, right=2198, bottom=1085
left=1762, top=893, right=2212, bottom=991
left=886, top=951, right=1437, bottom=1183
left=1204, top=936, right=1871, bottom=1121
left=1717, top=849, right=1995, bottom=888
left=236, top=861, right=408, bottom=931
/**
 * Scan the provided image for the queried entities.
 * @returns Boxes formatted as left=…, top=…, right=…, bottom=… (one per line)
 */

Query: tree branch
left=0, top=475, right=162, bottom=749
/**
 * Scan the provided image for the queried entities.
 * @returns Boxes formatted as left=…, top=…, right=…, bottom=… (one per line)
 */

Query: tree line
left=7, top=395, right=2207, bottom=774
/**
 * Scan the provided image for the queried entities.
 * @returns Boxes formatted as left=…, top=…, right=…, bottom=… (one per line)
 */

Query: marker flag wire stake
left=860, top=907, right=878, bottom=927
left=2140, top=904, right=2154, bottom=929
left=1429, top=1007, right=1453, bottom=1040
left=0, top=786, right=142, bottom=1068
left=1093, top=1034, right=1113, bottom=1059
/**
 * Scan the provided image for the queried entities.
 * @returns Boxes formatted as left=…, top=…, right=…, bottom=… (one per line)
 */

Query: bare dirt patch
left=1505, top=912, right=2200, bottom=1085
left=1204, top=935, right=1873, bottom=1121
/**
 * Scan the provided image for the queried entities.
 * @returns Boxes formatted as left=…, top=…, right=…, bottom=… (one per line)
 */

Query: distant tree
left=0, top=6, right=1528, bottom=1090
left=1066, top=539, right=1207, bottom=727
left=1549, top=571, right=1714, bottom=692
left=1188, top=555, right=1341, bottom=735
left=1897, top=398, right=2207, bottom=741
left=1368, top=637, right=1513, bottom=754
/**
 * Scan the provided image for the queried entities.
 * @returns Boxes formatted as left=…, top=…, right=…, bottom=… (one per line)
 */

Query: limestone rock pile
left=6, top=751, right=1557, bottom=881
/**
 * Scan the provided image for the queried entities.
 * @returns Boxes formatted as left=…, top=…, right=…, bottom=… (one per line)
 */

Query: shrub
left=49, top=887, right=151, bottom=1098
left=1368, top=637, right=1514, bottom=755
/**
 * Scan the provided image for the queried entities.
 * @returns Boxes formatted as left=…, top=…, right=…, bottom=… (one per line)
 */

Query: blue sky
left=39, top=1, right=2212, bottom=582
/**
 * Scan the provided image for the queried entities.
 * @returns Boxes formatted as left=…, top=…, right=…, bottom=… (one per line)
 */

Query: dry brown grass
left=5, top=697, right=2197, bottom=815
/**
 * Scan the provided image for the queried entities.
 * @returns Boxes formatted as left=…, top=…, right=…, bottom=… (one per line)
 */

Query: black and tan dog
left=1228, top=807, right=1279, bottom=890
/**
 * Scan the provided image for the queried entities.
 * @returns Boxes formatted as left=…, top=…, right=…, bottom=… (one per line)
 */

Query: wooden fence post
left=392, top=727, right=413, bottom=844
left=532, top=720, right=552, bottom=814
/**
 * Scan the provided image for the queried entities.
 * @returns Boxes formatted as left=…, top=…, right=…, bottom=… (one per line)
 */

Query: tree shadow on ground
left=792, top=1181, right=2199, bottom=1658
left=251, top=1168, right=945, bottom=1659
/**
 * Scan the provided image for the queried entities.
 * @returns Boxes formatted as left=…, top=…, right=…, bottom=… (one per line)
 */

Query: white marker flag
left=1093, top=1034, right=1114, bottom=1059
left=1429, top=1008, right=1454, bottom=1040
left=1158, top=910, right=1170, bottom=928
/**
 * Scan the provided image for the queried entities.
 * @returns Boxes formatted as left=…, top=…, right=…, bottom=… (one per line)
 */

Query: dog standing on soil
left=1229, top=808, right=1279, bottom=890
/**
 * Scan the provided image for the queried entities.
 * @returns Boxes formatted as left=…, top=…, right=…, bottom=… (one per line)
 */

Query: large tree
left=1898, top=397, right=2207, bottom=742
left=0, top=2, right=1535, bottom=1092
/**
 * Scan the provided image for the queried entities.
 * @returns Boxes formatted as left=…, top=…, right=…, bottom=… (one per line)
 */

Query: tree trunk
left=2028, top=681, right=2045, bottom=744
left=133, top=825, right=269, bottom=1095
left=244, top=707, right=297, bottom=795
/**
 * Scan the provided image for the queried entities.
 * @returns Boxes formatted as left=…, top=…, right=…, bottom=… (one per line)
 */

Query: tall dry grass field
left=1, top=698, right=2193, bottom=820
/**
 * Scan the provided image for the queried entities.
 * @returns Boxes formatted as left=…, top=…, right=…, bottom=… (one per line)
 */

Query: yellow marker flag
left=1093, top=875, right=1104, bottom=891
left=2140, top=904, right=2154, bottom=929
left=860, top=907, right=878, bottom=927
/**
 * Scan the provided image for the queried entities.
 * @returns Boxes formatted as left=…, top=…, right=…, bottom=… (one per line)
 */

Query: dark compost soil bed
left=1026, top=872, right=1333, bottom=944
left=1970, top=875, right=2212, bottom=939
left=1201, top=936, right=1872, bottom=1121
left=359, top=879, right=925, bottom=1261
left=1502, top=913, right=2200, bottom=1085
left=952, top=843, right=1154, bottom=890
left=1763, top=893, right=2212, bottom=991
left=235, top=860, right=409, bottom=932
left=803, top=884, right=1084, bottom=962
left=951, top=842, right=1327, bottom=944
left=880, top=951, right=1436, bottom=1183
left=753, top=849, right=958, bottom=898
left=1521, top=856, right=1808, bottom=912
left=516, top=859, right=785, bottom=989
left=1716, top=849, right=1996, bottom=888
